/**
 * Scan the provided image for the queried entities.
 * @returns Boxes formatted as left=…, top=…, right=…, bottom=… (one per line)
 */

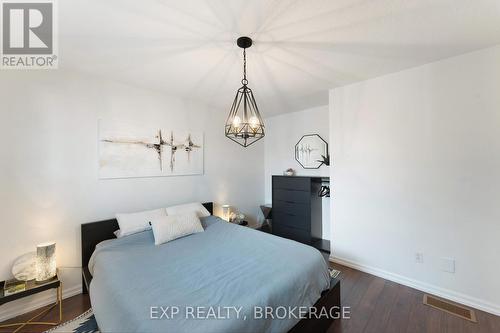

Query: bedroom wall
left=264, top=106, right=330, bottom=240
left=329, top=45, right=500, bottom=315
left=0, top=71, right=264, bottom=320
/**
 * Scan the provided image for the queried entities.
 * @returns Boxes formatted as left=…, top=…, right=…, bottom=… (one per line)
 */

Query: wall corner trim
left=329, top=255, right=500, bottom=316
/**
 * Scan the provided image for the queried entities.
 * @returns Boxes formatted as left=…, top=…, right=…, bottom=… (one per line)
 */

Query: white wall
left=330, top=45, right=500, bottom=315
left=264, top=106, right=330, bottom=240
left=0, top=71, right=264, bottom=320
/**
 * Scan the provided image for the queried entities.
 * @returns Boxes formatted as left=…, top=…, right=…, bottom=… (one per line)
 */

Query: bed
left=81, top=202, right=340, bottom=333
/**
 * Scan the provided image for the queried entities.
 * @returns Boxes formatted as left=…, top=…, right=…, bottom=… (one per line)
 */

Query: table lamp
left=221, top=205, right=231, bottom=221
left=36, top=242, right=56, bottom=283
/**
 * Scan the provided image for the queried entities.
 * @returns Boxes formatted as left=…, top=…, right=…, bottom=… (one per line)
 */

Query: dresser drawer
left=272, top=177, right=310, bottom=191
left=273, top=200, right=309, bottom=217
left=274, top=189, right=310, bottom=204
left=273, top=211, right=310, bottom=230
left=273, top=224, right=311, bottom=244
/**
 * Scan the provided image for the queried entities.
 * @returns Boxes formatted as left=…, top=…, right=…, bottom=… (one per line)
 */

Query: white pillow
left=165, top=202, right=210, bottom=218
left=151, top=213, right=204, bottom=245
left=115, top=208, right=166, bottom=237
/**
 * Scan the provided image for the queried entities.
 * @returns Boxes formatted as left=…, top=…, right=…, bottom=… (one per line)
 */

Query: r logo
left=2, top=2, right=53, bottom=54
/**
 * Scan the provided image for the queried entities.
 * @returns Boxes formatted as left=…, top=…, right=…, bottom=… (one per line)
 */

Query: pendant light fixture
left=225, top=36, right=265, bottom=147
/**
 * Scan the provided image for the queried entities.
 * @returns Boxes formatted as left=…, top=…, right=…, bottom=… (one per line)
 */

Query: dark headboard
left=81, top=202, right=213, bottom=269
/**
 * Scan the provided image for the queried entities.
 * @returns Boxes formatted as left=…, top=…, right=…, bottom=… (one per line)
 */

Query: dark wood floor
left=1, top=262, right=498, bottom=333
left=0, top=294, right=90, bottom=333
left=327, top=261, right=500, bottom=333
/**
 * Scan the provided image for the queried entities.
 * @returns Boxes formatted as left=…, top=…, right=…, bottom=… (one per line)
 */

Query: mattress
left=88, top=216, right=330, bottom=333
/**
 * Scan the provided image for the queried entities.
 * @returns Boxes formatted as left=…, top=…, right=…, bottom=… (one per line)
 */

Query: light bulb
left=249, top=116, right=260, bottom=129
left=232, top=116, right=241, bottom=128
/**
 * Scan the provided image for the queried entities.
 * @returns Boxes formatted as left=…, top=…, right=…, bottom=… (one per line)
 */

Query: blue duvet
left=89, top=216, right=330, bottom=333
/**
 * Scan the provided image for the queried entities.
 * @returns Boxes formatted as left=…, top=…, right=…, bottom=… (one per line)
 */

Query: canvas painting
left=99, top=121, right=204, bottom=179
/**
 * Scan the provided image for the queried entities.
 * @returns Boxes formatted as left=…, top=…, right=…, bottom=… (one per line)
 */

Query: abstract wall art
left=99, top=121, right=203, bottom=179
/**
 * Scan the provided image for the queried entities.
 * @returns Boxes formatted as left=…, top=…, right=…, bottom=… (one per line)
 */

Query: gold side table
left=0, top=274, right=62, bottom=333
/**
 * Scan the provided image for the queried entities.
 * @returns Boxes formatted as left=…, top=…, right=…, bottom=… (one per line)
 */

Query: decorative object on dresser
left=225, top=36, right=265, bottom=147
left=0, top=273, right=62, bottom=332
left=284, top=168, right=295, bottom=176
left=272, top=175, right=330, bottom=253
left=99, top=120, right=204, bottom=179
left=295, top=134, right=329, bottom=169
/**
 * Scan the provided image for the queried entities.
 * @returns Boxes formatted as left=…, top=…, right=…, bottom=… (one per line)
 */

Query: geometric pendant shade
left=225, top=37, right=265, bottom=147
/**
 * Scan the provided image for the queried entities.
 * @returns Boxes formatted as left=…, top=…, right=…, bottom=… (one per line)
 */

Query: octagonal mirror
left=295, top=134, right=329, bottom=169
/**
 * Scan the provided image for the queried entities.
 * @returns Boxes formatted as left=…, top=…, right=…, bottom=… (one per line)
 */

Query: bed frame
left=80, top=201, right=340, bottom=333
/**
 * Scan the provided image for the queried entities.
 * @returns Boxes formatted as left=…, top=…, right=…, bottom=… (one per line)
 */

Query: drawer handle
left=284, top=200, right=295, bottom=204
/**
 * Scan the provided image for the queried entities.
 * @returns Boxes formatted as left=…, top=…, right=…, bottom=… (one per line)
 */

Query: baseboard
left=330, top=255, right=500, bottom=316
left=0, top=284, right=82, bottom=322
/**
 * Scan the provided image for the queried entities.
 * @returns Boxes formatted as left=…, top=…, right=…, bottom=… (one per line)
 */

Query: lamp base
left=35, top=275, right=57, bottom=285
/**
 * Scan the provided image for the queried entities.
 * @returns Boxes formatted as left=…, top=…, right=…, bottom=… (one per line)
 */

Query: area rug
left=44, top=309, right=99, bottom=333
left=329, top=268, right=341, bottom=279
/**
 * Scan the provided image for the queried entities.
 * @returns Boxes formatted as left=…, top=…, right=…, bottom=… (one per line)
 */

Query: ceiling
left=60, top=0, right=500, bottom=117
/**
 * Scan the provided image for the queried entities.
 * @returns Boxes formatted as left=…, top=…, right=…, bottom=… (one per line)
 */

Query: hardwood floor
left=327, top=261, right=500, bottom=333
left=1, top=263, right=498, bottom=333
left=0, top=295, right=90, bottom=333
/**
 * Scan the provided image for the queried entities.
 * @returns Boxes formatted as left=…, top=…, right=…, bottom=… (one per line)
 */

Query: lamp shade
left=221, top=205, right=231, bottom=221
left=225, top=85, right=265, bottom=147
left=224, top=37, right=265, bottom=147
left=36, top=242, right=56, bottom=282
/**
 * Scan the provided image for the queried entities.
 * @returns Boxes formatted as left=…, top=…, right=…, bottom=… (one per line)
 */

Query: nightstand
left=246, top=221, right=271, bottom=233
left=0, top=274, right=62, bottom=332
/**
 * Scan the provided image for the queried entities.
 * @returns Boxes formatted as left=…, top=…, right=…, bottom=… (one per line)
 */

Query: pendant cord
left=242, top=48, right=247, bottom=85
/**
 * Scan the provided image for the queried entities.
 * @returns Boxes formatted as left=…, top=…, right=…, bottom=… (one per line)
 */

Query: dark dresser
left=272, top=175, right=330, bottom=252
